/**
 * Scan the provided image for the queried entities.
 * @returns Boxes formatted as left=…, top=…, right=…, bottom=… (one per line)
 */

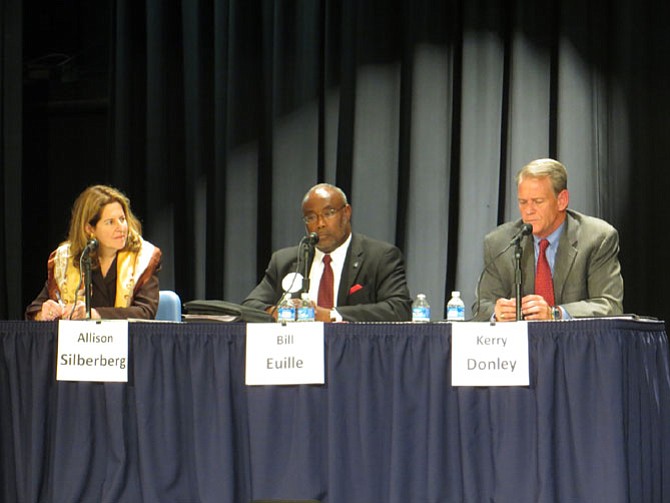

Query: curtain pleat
left=102, top=0, right=670, bottom=322
left=11, top=3, right=670, bottom=319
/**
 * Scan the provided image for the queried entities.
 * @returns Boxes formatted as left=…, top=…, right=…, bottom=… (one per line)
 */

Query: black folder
left=183, top=299, right=275, bottom=323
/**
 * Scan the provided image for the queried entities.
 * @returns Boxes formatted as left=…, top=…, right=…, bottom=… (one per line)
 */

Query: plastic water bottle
left=447, top=291, right=465, bottom=321
left=277, top=293, right=296, bottom=322
left=412, top=294, right=431, bottom=322
left=297, top=292, right=315, bottom=322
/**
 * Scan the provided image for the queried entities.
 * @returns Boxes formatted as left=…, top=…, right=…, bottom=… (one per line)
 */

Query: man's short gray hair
left=516, top=158, right=568, bottom=195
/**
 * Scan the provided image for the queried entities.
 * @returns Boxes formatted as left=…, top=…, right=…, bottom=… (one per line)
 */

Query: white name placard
left=245, top=322, right=325, bottom=385
left=451, top=321, right=529, bottom=387
left=57, top=320, right=129, bottom=382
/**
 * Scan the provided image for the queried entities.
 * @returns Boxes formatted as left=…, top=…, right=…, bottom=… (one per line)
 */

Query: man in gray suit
left=243, top=183, right=412, bottom=322
left=473, top=158, right=624, bottom=322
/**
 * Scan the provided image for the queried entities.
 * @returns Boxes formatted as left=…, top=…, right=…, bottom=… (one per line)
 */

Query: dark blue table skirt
left=1, top=319, right=669, bottom=502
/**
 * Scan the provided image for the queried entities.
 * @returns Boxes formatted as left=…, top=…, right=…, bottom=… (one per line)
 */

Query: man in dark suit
left=242, top=183, right=412, bottom=322
left=473, top=158, right=624, bottom=321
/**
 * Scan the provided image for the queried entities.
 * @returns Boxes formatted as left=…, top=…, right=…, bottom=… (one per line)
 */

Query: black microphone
left=68, top=239, right=100, bottom=320
left=82, top=238, right=98, bottom=319
left=301, top=232, right=319, bottom=247
left=269, top=233, right=320, bottom=320
left=471, top=223, right=533, bottom=321
left=84, top=238, right=99, bottom=254
left=299, top=232, right=318, bottom=292
left=509, top=223, right=533, bottom=245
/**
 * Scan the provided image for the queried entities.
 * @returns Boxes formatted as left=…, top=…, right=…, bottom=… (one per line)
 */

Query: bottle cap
left=451, top=291, right=460, bottom=297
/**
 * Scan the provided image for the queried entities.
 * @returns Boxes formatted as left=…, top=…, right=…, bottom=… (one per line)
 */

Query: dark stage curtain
left=0, top=0, right=22, bottom=319
left=10, top=1, right=670, bottom=321
left=1, top=320, right=669, bottom=501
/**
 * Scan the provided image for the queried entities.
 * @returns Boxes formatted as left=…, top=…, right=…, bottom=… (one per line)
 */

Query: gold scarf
left=52, top=238, right=157, bottom=307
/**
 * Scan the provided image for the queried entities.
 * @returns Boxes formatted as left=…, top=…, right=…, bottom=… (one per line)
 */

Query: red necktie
left=317, top=254, right=334, bottom=308
left=535, top=239, right=555, bottom=306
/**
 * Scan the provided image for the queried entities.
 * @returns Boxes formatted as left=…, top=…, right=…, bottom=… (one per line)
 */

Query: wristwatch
left=550, top=306, right=561, bottom=320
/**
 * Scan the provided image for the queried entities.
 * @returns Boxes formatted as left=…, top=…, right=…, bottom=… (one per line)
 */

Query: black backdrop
left=3, top=0, right=670, bottom=320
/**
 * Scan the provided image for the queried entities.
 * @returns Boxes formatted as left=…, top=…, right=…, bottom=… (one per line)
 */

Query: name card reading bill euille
left=57, top=320, right=129, bottom=382
left=245, top=322, right=325, bottom=385
left=451, top=321, right=529, bottom=387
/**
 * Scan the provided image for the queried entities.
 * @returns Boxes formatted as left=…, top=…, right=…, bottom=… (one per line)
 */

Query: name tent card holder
left=56, top=320, right=129, bottom=382
left=451, top=321, right=529, bottom=387
left=245, top=322, right=325, bottom=385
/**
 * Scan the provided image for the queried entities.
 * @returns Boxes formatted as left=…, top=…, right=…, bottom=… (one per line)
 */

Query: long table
left=1, top=319, right=669, bottom=502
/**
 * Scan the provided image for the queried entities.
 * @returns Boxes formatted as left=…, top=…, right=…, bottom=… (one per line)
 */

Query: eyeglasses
left=302, top=205, right=346, bottom=225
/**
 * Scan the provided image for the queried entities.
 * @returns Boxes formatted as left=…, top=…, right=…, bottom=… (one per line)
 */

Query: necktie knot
left=539, top=239, right=550, bottom=253
left=323, top=254, right=332, bottom=265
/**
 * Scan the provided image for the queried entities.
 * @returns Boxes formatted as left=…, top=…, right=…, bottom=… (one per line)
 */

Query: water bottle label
left=297, top=307, right=315, bottom=322
left=447, top=305, right=465, bottom=321
left=278, top=307, right=295, bottom=322
left=412, top=306, right=430, bottom=322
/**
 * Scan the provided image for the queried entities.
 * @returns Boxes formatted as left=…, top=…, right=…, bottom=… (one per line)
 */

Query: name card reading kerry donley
left=57, top=320, right=129, bottom=382
left=245, top=322, right=325, bottom=385
left=451, top=321, right=529, bottom=387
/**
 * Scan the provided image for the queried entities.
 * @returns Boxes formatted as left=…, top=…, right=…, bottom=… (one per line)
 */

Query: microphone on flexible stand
left=82, top=238, right=98, bottom=319
left=299, top=232, right=319, bottom=292
left=512, top=224, right=532, bottom=320
left=471, top=223, right=533, bottom=321
left=510, top=223, right=533, bottom=246
left=84, top=238, right=99, bottom=253
left=269, top=233, right=320, bottom=320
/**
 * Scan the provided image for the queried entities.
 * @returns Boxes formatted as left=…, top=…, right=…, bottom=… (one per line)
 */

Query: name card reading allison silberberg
left=57, top=320, right=129, bottom=382
left=245, top=322, right=325, bottom=385
left=451, top=321, right=529, bottom=387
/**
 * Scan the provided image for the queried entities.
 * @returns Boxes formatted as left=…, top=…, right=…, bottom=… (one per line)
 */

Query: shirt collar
left=533, top=221, right=565, bottom=249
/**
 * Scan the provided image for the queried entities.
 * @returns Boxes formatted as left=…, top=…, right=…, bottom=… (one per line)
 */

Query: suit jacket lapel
left=337, top=233, right=363, bottom=306
left=552, top=212, right=578, bottom=304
